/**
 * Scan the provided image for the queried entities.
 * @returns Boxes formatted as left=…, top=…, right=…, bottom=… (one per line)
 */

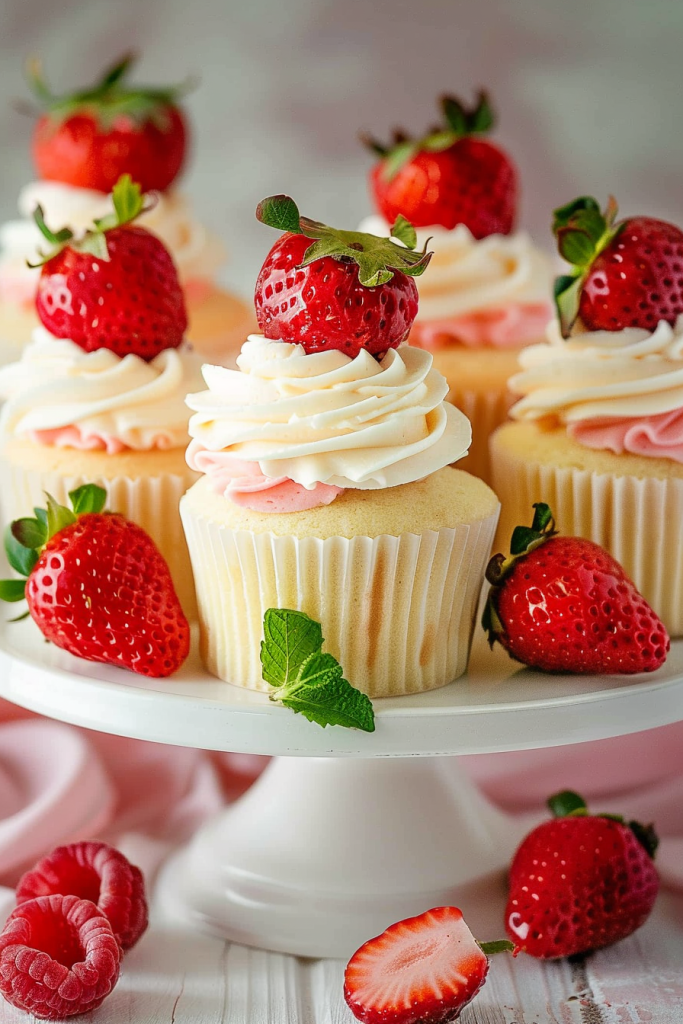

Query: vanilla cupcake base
left=0, top=438, right=200, bottom=619
left=425, top=346, right=524, bottom=484
left=491, top=421, right=683, bottom=637
left=186, top=286, right=256, bottom=366
left=181, top=468, right=500, bottom=697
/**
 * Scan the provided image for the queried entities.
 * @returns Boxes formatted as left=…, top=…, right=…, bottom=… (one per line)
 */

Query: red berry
left=505, top=797, right=660, bottom=958
left=0, top=894, right=120, bottom=1019
left=36, top=225, right=187, bottom=360
left=33, top=106, right=187, bottom=195
left=254, top=232, right=418, bottom=358
left=579, top=216, right=683, bottom=332
left=371, top=138, right=517, bottom=238
left=26, top=512, right=190, bottom=678
left=344, top=907, right=489, bottom=1024
left=17, top=843, right=148, bottom=952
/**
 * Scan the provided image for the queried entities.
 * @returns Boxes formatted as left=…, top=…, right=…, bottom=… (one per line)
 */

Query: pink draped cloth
left=0, top=699, right=680, bottom=924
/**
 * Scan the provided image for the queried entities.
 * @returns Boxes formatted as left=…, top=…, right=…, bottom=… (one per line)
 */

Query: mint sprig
left=256, top=195, right=431, bottom=288
left=260, top=609, right=375, bottom=732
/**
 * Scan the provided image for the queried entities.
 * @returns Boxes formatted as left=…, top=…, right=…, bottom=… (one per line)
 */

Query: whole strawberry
left=0, top=484, right=190, bottom=678
left=29, top=52, right=188, bottom=194
left=506, top=789, right=660, bottom=959
left=34, top=174, right=187, bottom=360
left=363, top=92, right=517, bottom=237
left=344, top=906, right=513, bottom=1024
left=483, top=503, right=670, bottom=674
left=254, top=195, right=430, bottom=358
left=553, top=195, right=683, bottom=336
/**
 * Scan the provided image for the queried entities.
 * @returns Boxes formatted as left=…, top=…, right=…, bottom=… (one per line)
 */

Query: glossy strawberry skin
left=33, top=107, right=187, bottom=194
left=254, top=232, right=419, bottom=357
left=35, top=225, right=187, bottom=360
left=579, top=217, right=683, bottom=332
left=506, top=815, right=659, bottom=958
left=371, top=138, right=517, bottom=237
left=26, top=513, right=190, bottom=678
left=491, top=536, right=669, bottom=674
left=344, top=907, right=489, bottom=1024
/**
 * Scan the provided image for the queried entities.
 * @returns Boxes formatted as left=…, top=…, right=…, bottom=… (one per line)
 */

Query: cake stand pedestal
left=0, top=619, right=682, bottom=959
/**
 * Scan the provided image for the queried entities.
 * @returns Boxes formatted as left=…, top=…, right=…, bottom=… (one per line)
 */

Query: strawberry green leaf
left=11, top=517, right=47, bottom=550
left=5, top=526, right=38, bottom=576
left=260, top=608, right=323, bottom=688
left=45, top=494, right=77, bottom=542
left=556, top=228, right=595, bottom=268
left=391, top=214, right=417, bottom=250
left=531, top=502, right=554, bottom=533
left=75, top=232, right=110, bottom=262
left=0, top=579, right=27, bottom=603
left=279, top=674, right=375, bottom=732
left=33, top=205, right=73, bottom=247
left=554, top=273, right=584, bottom=338
left=69, top=483, right=107, bottom=515
left=99, top=51, right=136, bottom=90
left=628, top=820, right=659, bottom=859
left=478, top=939, right=516, bottom=956
left=8, top=609, right=30, bottom=622
left=358, top=131, right=389, bottom=157
left=548, top=790, right=588, bottom=818
left=381, top=140, right=420, bottom=182
left=441, top=95, right=468, bottom=134
left=33, top=508, right=48, bottom=528
left=256, top=195, right=303, bottom=235
left=420, top=130, right=458, bottom=153
left=468, top=90, right=495, bottom=133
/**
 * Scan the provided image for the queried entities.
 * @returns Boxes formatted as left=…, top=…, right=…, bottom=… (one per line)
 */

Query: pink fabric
left=410, top=301, right=552, bottom=350
left=29, top=426, right=127, bottom=455
left=569, top=408, right=683, bottom=464
left=186, top=441, right=343, bottom=512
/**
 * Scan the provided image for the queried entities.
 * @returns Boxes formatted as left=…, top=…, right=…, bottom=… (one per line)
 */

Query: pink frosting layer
left=182, top=278, right=215, bottom=304
left=569, top=409, right=683, bottom=464
left=186, top=441, right=344, bottom=513
left=29, top=426, right=127, bottom=455
left=410, top=301, right=552, bottom=350
left=0, top=271, right=37, bottom=308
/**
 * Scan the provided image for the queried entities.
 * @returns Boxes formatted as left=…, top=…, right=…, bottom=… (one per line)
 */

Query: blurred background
left=0, top=0, right=681, bottom=296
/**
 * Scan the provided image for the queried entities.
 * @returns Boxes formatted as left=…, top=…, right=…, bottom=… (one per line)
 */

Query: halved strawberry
left=344, top=906, right=512, bottom=1024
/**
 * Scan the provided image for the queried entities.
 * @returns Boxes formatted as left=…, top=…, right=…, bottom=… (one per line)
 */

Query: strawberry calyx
left=477, top=939, right=516, bottom=955
left=0, top=484, right=107, bottom=612
left=548, top=789, right=659, bottom=860
left=482, top=502, right=557, bottom=647
left=27, top=51, right=193, bottom=131
left=29, top=173, right=150, bottom=267
left=361, top=90, right=495, bottom=182
left=553, top=195, right=624, bottom=337
left=256, top=194, right=432, bottom=287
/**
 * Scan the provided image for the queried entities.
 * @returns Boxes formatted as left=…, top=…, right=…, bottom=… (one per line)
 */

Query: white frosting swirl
left=186, top=335, right=471, bottom=489
left=0, top=182, right=226, bottom=301
left=0, top=326, right=204, bottom=450
left=509, top=317, right=683, bottom=424
left=358, top=215, right=552, bottom=321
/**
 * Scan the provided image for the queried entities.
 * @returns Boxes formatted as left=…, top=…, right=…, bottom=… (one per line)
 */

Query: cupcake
left=0, top=177, right=202, bottom=616
left=359, top=92, right=554, bottom=483
left=181, top=196, right=500, bottom=697
left=0, top=54, right=253, bottom=365
left=491, top=195, right=683, bottom=636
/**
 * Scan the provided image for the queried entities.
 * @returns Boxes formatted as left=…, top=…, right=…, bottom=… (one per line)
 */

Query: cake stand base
left=155, top=754, right=523, bottom=959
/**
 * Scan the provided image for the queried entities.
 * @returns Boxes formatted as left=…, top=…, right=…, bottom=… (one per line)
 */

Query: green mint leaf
left=45, top=494, right=77, bottom=541
left=5, top=525, right=38, bottom=577
left=291, top=651, right=343, bottom=690
left=260, top=608, right=323, bottom=688
left=11, top=517, right=47, bottom=550
left=548, top=790, right=588, bottom=818
left=69, top=483, right=107, bottom=515
left=279, top=674, right=375, bottom=732
left=256, top=195, right=303, bottom=234
left=390, top=215, right=417, bottom=250
left=0, top=579, right=27, bottom=603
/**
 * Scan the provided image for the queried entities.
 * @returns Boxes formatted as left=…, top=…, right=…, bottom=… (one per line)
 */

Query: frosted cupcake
left=491, top=196, right=683, bottom=636
left=359, top=93, right=553, bottom=483
left=0, top=177, right=202, bottom=616
left=0, top=54, right=253, bottom=365
left=181, top=196, right=500, bottom=697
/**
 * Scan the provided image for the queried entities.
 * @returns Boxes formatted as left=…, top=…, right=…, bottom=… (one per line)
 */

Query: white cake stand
left=0, top=617, right=681, bottom=960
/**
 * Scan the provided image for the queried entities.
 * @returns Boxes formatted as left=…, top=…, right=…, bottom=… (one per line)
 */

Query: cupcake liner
left=491, top=444, right=683, bottom=637
left=181, top=497, right=499, bottom=697
left=447, top=384, right=514, bottom=484
left=0, top=459, right=198, bottom=619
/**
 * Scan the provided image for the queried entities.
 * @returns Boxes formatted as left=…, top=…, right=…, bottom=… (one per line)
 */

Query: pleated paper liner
left=447, top=384, right=514, bottom=485
left=181, top=485, right=500, bottom=698
left=0, top=445, right=199, bottom=620
left=491, top=432, right=683, bottom=637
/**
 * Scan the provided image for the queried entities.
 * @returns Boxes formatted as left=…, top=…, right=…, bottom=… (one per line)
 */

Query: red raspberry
left=17, top=842, right=148, bottom=952
left=0, top=895, right=120, bottom=1019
